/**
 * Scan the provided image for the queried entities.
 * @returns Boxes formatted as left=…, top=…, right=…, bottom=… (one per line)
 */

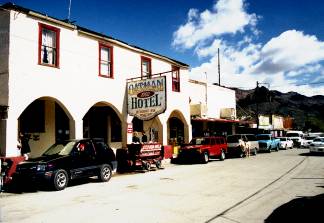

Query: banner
left=127, top=76, right=166, bottom=120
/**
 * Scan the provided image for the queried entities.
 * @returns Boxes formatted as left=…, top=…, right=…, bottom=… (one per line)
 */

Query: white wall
left=2, top=10, right=191, bottom=156
left=189, top=80, right=236, bottom=119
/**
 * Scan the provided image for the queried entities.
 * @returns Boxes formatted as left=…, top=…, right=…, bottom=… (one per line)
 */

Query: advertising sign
left=127, top=76, right=166, bottom=120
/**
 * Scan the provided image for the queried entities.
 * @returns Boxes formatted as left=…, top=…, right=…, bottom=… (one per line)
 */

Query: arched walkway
left=83, top=102, right=122, bottom=149
left=18, top=97, right=73, bottom=157
left=167, top=110, right=190, bottom=145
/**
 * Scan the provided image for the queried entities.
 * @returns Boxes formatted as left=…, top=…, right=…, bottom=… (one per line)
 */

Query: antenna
left=67, top=0, right=72, bottom=22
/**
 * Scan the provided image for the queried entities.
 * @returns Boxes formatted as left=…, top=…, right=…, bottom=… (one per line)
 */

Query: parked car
left=257, top=134, right=280, bottom=152
left=277, top=137, right=294, bottom=149
left=286, top=131, right=305, bottom=148
left=178, top=136, right=227, bottom=163
left=303, top=136, right=318, bottom=148
left=245, top=134, right=259, bottom=155
left=227, top=134, right=258, bottom=158
left=309, top=137, right=324, bottom=153
left=13, top=138, right=117, bottom=190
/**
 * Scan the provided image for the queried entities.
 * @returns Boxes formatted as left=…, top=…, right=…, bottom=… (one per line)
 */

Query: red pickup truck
left=178, top=136, right=227, bottom=163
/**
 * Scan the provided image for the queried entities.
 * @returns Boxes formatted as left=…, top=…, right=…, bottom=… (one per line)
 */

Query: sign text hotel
left=127, top=76, right=166, bottom=120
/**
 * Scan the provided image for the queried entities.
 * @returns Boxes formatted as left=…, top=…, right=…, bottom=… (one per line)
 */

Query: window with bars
left=99, top=43, right=113, bottom=78
left=38, top=23, right=60, bottom=67
left=172, top=66, right=180, bottom=92
left=141, top=56, right=151, bottom=78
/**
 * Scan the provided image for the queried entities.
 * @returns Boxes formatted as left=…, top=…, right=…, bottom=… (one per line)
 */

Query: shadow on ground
left=299, top=152, right=324, bottom=157
left=265, top=193, right=324, bottom=223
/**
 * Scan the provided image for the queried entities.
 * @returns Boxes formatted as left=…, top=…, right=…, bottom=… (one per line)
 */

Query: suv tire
left=220, top=150, right=225, bottom=161
left=99, top=164, right=112, bottom=182
left=53, top=169, right=68, bottom=191
left=202, top=152, right=209, bottom=164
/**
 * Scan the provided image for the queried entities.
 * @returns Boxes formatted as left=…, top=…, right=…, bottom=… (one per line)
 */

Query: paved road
left=1, top=148, right=324, bottom=223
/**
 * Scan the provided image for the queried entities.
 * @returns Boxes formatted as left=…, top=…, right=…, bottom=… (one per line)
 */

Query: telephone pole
left=255, top=81, right=270, bottom=134
left=256, top=81, right=259, bottom=133
left=67, top=0, right=72, bottom=22
left=218, top=48, right=221, bottom=86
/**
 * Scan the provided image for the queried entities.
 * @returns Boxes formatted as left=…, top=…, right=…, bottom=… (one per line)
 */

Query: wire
left=270, top=81, right=324, bottom=88
left=227, top=80, right=324, bottom=91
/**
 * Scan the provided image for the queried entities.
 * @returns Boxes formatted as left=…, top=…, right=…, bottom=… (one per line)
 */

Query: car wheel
left=202, top=152, right=209, bottom=163
left=268, top=147, right=272, bottom=153
left=155, top=160, right=162, bottom=169
left=53, top=169, right=68, bottom=191
left=99, top=164, right=112, bottom=182
left=142, top=161, right=151, bottom=171
left=220, top=150, right=225, bottom=161
left=239, top=150, right=244, bottom=158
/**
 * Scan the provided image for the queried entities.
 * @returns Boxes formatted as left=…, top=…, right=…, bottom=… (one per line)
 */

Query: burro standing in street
left=17, top=132, right=31, bottom=160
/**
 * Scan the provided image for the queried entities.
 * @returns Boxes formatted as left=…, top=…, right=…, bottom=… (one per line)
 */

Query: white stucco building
left=188, top=80, right=237, bottom=137
left=0, top=3, right=236, bottom=158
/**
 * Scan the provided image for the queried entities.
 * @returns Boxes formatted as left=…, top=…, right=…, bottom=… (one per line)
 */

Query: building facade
left=0, top=3, right=236, bottom=158
left=188, top=80, right=237, bottom=138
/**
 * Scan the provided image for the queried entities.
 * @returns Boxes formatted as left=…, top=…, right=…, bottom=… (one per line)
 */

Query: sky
left=2, top=0, right=324, bottom=96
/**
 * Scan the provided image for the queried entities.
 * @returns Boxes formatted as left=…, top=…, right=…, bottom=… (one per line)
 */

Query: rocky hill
left=233, top=87, right=324, bottom=131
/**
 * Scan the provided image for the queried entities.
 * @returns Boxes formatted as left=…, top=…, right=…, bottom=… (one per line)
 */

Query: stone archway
left=131, top=116, right=163, bottom=144
left=18, top=97, right=73, bottom=157
left=167, top=110, right=189, bottom=145
left=83, top=102, right=122, bottom=148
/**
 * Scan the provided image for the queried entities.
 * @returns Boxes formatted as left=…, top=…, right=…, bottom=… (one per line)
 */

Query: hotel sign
left=127, top=76, right=166, bottom=120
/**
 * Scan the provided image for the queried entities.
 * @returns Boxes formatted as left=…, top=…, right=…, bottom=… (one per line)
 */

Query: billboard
left=127, top=76, right=166, bottom=120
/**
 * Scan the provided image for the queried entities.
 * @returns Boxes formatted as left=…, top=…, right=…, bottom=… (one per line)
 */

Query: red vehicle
left=123, top=143, right=163, bottom=171
left=178, top=136, right=227, bottom=163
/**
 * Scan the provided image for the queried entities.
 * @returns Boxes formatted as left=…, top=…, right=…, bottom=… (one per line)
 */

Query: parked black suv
left=13, top=138, right=117, bottom=190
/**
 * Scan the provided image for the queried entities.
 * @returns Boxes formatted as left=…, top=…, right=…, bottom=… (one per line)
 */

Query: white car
left=309, top=137, right=324, bottom=153
left=286, top=131, right=305, bottom=148
left=303, top=136, right=318, bottom=148
left=277, top=137, right=294, bottom=149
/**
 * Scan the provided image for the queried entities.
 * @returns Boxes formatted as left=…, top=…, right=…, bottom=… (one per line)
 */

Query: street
left=1, top=148, right=324, bottom=223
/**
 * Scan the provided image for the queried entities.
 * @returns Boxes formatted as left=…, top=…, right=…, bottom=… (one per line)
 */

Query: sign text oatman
left=127, top=76, right=166, bottom=120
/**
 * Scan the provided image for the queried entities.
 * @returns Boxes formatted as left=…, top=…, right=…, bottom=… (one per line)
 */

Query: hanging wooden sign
left=127, top=76, right=166, bottom=120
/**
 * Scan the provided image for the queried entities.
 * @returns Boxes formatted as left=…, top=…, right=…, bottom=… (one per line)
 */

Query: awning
left=191, top=117, right=240, bottom=123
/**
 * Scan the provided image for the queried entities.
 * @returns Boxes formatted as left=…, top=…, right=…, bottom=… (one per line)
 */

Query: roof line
left=1, top=2, right=189, bottom=68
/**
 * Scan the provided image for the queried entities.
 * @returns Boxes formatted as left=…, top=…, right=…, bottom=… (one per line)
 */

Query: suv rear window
left=227, top=135, right=240, bottom=143
left=257, top=135, right=271, bottom=140
left=286, top=133, right=300, bottom=137
left=246, top=135, right=256, bottom=141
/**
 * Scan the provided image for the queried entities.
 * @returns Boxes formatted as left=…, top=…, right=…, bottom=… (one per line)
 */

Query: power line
left=268, top=81, right=324, bottom=89
left=227, top=81, right=324, bottom=91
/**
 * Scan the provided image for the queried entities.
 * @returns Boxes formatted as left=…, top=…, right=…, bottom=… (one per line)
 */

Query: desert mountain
left=233, top=87, right=324, bottom=131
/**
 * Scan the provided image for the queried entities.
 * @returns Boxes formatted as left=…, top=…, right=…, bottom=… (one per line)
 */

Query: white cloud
left=173, top=1, right=324, bottom=96
left=196, top=39, right=222, bottom=57
left=172, top=0, right=258, bottom=49
left=188, top=30, right=324, bottom=96
left=286, top=64, right=322, bottom=78
left=253, top=30, right=324, bottom=74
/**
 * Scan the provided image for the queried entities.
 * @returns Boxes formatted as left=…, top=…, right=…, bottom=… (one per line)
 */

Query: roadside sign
left=127, top=76, right=166, bottom=120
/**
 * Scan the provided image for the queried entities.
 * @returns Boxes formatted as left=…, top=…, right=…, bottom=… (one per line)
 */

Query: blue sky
left=2, top=0, right=324, bottom=96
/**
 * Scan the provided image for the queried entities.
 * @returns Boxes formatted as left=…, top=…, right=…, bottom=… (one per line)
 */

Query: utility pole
left=255, top=81, right=270, bottom=134
left=205, top=72, right=208, bottom=106
left=218, top=48, right=221, bottom=86
left=67, top=0, right=72, bottom=22
left=256, top=81, right=259, bottom=134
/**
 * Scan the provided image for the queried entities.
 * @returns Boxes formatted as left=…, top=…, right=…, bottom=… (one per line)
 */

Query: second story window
left=38, top=23, right=60, bottom=67
left=172, top=66, right=180, bottom=92
left=99, top=43, right=113, bottom=78
left=141, top=56, right=151, bottom=78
